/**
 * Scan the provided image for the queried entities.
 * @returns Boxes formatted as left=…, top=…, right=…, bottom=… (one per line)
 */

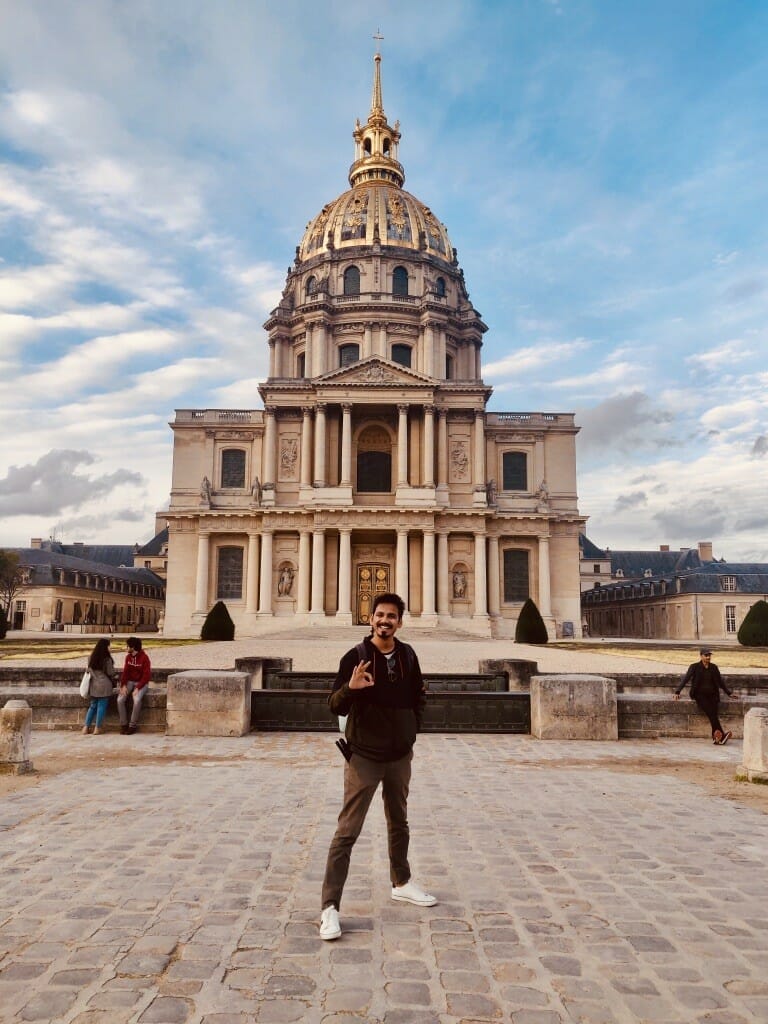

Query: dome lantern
left=349, top=51, right=404, bottom=189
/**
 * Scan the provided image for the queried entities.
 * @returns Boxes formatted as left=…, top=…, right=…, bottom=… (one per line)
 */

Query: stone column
left=194, top=533, right=210, bottom=613
left=310, top=529, right=326, bottom=617
left=436, top=411, right=448, bottom=492
left=487, top=535, right=500, bottom=616
left=300, top=406, right=313, bottom=487
left=424, top=322, right=434, bottom=377
left=258, top=529, right=273, bottom=615
left=304, top=324, right=313, bottom=378
left=315, top=320, right=327, bottom=376
left=363, top=324, right=373, bottom=359
left=437, top=531, right=449, bottom=615
left=423, top=405, right=435, bottom=487
left=538, top=534, right=552, bottom=617
left=473, top=532, right=488, bottom=619
left=397, top=404, right=409, bottom=486
left=245, top=533, right=260, bottom=614
left=379, top=322, right=388, bottom=357
left=268, top=338, right=276, bottom=378
left=396, top=529, right=409, bottom=611
left=337, top=528, right=352, bottom=622
left=314, top=403, right=327, bottom=487
left=297, top=529, right=311, bottom=613
left=422, top=529, right=436, bottom=616
left=340, top=403, right=353, bottom=486
left=263, top=407, right=277, bottom=487
left=473, top=409, right=485, bottom=490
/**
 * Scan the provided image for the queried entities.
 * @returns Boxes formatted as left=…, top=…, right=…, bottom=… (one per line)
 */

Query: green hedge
left=201, top=601, right=235, bottom=641
left=737, top=600, right=768, bottom=647
left=515, top=598, right=548, bottom=644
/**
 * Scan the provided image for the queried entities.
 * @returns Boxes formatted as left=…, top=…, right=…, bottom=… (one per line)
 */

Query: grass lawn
left=553, top=642, right=768, bottom=671
left=0, top=637, right=204, bottom=662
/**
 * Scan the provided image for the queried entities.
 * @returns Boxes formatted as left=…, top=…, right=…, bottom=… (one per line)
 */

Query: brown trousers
left=322, top=750, right=413, bottom=910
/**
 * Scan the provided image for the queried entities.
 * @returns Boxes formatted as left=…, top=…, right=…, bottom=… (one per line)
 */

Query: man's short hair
left=127, top=636, right=143, bottom=651
left=371, top=592, right=405, bottom=619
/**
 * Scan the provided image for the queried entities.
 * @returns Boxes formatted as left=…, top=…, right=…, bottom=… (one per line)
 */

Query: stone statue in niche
left=452, top=570, right=467, bottom=599
left=536, top=478, right=550, bottom=512
left=251, top=477, right=262, bottom=505
left=277, top=566, right=294, bottom=597
left=200, top=476, right=211, bottom=504
left=486, top=479, right=497, bottom=505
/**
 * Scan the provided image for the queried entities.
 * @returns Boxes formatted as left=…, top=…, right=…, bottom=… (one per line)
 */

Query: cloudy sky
left=1, top=0, right=766, bottom=559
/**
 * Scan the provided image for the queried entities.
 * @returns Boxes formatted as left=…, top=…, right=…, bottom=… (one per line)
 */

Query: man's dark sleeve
left=714, top=665, right=732, bottom=696
left=328, top=649, right=358, bottom=716
left=675, top=663, right=694, bottom=695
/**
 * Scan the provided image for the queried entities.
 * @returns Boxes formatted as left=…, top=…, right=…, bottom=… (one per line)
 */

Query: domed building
left=163, top=53, right=585, bottom=637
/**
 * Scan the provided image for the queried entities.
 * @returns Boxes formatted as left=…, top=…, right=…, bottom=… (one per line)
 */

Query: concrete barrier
left=166, top=671, right=251, bottom=736
left=737, top=707, right=768, bottom=783
left=0, top=699, right=34, bottom=774
left=531, top=674, right=618, bottom=740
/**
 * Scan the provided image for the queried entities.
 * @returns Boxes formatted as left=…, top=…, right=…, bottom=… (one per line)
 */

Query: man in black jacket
left=674, top=648, right=737, bottom=744
left=319, top=592, right=436, bottom=941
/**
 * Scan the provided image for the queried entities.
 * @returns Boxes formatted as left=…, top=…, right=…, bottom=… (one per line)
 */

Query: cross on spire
left=373, top=28, right=383, bottom=52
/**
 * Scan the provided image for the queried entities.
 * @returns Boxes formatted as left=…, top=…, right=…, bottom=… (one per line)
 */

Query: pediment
left=316, top=357, right=434, bottom=387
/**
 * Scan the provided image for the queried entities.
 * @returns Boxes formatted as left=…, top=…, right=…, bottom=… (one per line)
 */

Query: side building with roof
left=580, top=536, right=768, bottom=641
left=7, top=541, right=165, bottom=633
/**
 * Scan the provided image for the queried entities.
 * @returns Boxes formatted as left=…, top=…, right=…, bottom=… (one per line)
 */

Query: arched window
left=297, top=352, right=306, bottom=378
left=502, top=451, right=527, bottom=491
left=356, top=425, right=392, bottom=493
left=217, top=546, right=244, bottom=600
left=364, top=139, right=372, bottom=155
left=305, top=275, right=316, bottom=297
left=221, top=449, right=246, bottom=488
left=383, top=138, right=390, bottom=155
left=391, top=344, right=412, bottom=368
left=392, top=266, right=408, bottom=296
left=339, top=344, right=360, bottom=367
left=435, top=276, right=446, bottom=297
left=343, top=266, right=360, bottom=296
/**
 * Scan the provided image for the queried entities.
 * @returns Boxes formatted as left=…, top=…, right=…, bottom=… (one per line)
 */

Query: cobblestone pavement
left=1, top=732, right=767, bottom=1024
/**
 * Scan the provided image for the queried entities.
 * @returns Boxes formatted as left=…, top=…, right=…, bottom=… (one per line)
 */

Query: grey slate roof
left=13, top=548, right=164, bottom=588
left=35, top=542, right=136, bottom=567
left=579, top=534, right=606, bottom=559
left=135, top=528, right=169, bottom=557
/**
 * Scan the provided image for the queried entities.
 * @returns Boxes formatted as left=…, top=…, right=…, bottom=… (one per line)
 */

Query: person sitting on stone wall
left=673, top=648, right=737, bottom=744
left=118, top=637, right=152, bottom=735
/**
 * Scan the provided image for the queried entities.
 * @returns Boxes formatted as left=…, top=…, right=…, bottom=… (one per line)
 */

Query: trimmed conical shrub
left=737, top=599, right=768, bottom=647
left=515, top=598, right=548, bottom=644
left=201, top=601, right=235, bottom=641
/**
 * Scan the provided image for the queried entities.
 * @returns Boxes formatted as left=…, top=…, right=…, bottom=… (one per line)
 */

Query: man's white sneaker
left=319, top=905, right=341, bottom=940
left=391, top=881, right=437, bottom=907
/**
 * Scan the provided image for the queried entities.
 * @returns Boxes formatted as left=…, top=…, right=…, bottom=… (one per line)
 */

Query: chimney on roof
left=659, top=545, right=669, bottom=552
left=30, top=537, right=43, bottom=549
left=698, top=541, right=713, bottom=561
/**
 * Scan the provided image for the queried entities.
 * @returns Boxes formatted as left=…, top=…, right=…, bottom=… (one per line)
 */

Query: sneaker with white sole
left=720, top=731, right=732, bottom=745
left=319, top=905, right=341, bottom=940
left=391, top=880, right=437, bottom=906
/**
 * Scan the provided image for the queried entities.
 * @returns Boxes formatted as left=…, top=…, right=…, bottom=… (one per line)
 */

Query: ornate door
left=356, top=564, right=390, bottom=624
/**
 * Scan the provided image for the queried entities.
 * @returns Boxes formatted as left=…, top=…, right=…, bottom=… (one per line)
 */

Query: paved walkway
left=1, top=731, right=766, bottom=1023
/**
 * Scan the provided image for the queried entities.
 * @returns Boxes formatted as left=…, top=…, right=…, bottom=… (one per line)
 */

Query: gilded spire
left=349, top=48, right=404, bottom=189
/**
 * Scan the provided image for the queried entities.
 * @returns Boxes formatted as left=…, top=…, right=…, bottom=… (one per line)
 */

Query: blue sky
left=1, top=0, right=767, bottom=559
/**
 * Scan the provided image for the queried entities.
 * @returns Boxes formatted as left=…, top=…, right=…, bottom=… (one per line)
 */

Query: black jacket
left=676, top=660, right=732, bottom=700
left=328, top=634, right=426, bottom=762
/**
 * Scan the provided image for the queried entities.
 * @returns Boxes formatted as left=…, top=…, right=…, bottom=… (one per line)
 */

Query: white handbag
left=79, top=670, right=91, bottom=698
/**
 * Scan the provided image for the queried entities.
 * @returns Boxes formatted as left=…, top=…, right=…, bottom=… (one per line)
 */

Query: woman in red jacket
left=118, top=636, right=151, bottom=734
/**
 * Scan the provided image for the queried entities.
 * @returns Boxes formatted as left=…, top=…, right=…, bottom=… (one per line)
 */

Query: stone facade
left=163, top=54, right=584, bottom=638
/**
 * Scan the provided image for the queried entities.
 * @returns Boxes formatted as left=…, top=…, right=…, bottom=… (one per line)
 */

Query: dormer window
left=719, top=575, right=737, bottom=592
left=615, top=569, right=624, bottom=578
left=435, top=276, right=446, bottom=297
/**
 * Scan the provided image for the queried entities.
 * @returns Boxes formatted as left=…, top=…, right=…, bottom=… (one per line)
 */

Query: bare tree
left=0, top=550, right=24, bottom=618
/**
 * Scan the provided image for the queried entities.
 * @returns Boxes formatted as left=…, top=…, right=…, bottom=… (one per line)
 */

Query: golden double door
left=356, top=564, right=390, bottom=624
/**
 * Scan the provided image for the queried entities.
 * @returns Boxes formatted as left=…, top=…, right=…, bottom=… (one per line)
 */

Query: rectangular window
left=221, top=449, right=246, bottom=488
left=503, top=549, right=529, bottom=603
left=217, top=546, right=244, bottom=600
left=502, top=451, right=527, bottom=491
left=719, top=576, right=737, bottom=592
left=725, top=605, right=736, bottom=633
left=593, top=564, right=601, bottom=573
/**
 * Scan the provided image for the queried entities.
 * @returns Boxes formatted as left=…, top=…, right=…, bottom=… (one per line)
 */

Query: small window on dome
left=339, top=344, right=360, bottom=367
left=343, top=266, right=360, bottom=296
left=436, top=276, right=446, bottom=297
left=364, top=139, right=372, bottom=156
left=392, top=266, right=408, bottom=297
left=306, top=276, right=316, bottom=297
left=391, top=344, right=411, bottom=368
left=383, top=138, right=390, bottom=155
left=297, top=353, right=306, bottom=378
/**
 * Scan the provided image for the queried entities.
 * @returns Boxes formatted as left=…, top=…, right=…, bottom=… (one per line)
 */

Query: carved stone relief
left=449, top=440, right=470, bottom=482
left=279, top=438, right=299, bottom=481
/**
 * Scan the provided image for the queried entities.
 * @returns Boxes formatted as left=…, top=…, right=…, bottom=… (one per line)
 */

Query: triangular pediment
left=316, top=356, right=434, bottom=387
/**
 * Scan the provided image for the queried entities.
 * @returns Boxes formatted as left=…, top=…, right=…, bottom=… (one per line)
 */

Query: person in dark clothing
left=320, top=592, right=436, bottom=941
left=674, top=648, right=737, bottom=744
